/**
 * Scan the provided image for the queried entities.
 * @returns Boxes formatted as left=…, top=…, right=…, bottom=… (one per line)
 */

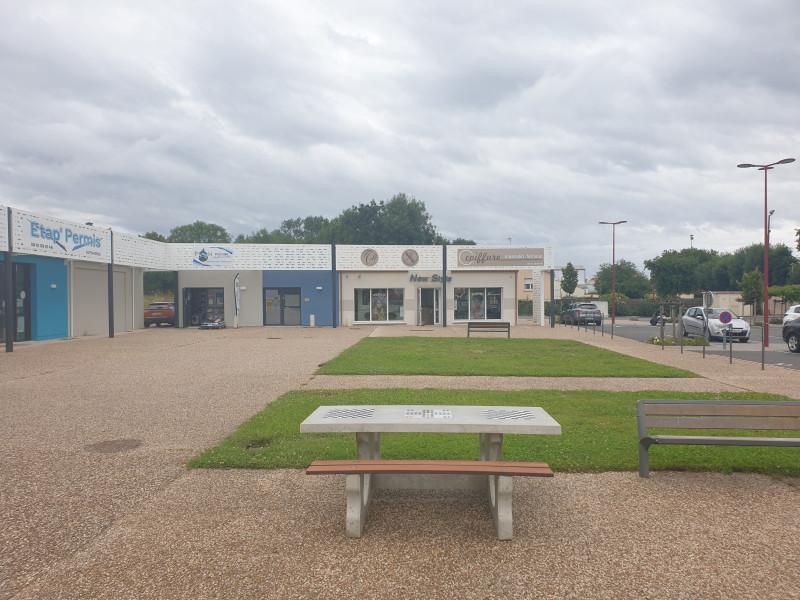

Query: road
left=556, top=317, right=800, bottom=371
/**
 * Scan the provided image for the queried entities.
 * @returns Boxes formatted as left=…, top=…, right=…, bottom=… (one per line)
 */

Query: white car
left=782, top=304, right=800, bottom=326
left=682, top=307, right=750, bottom=342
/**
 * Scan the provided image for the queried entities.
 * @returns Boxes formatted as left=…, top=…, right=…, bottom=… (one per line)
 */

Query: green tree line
left=144, top=194, right=474, bottom=246
left=590, top=243, right=799, bottom=301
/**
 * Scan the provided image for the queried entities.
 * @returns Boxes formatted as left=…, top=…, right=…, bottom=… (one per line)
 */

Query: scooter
left=649, top=310, right=666, bottom=326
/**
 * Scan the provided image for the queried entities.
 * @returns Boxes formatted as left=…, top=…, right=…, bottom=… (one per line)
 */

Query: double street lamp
left=599, top=220, right=626, bottom=337
left=737, top=158, right=795, bottom=348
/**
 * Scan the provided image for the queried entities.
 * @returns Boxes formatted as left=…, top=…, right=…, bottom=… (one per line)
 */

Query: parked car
left=783, top=320, right=800, bottom=353
left=782, top=304, right=800, bottom=326
left=682, top=307, right=750, bottom=342
left=560, top=302, right=603, bottom=325
left=144, top=302, right=174, bottom=327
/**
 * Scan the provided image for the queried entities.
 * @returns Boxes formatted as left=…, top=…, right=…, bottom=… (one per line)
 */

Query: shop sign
left=410, top=274, right=451, bottom=282
left=457, top=247, right=545, bottom=268
left=193, top=245, right=234, bottom=267
left=16, top=212, right=110, bottom=262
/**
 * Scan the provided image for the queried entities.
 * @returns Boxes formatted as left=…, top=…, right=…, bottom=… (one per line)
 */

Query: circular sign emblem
left=401, top=249, right=419, bottom=267
left=360, top=248, right=379, bottom=267
left=719, top=311, right=732, bottom=324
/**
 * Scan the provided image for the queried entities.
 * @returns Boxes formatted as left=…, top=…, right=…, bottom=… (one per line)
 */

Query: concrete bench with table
left=300, top=405, right=561, bottom=540
left=306, top=459, right=553, bottom=540
left=637, top=399, right=800, bottom=478
left=467, top=321, right=511, bottom=338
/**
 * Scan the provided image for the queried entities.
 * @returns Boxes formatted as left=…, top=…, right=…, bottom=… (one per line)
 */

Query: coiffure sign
left=457, top=247, right=546, bottom=268
left=13, top=210, right=111, bottom=262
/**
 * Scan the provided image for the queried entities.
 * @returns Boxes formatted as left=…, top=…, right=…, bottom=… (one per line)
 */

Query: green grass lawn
left=315, top=337, right=697, bottom=377
left=189, top=389, right=800, bottom=477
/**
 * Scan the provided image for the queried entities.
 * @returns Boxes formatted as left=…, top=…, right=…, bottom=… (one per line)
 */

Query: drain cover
left=84, top=439, right=143, bottom=453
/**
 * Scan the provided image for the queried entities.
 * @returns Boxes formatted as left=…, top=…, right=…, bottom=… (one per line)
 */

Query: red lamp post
left=599, top=220, right=626, bottom=338
left=737, top=158, right=795, bottom=348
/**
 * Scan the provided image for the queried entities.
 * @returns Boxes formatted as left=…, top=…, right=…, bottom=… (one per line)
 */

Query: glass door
left=0, top=262, right=32, bottom=342
left=264, top=288, right=301, bottom=326
left=183, top=287, right=224, bottom=327
left=416, top=288, right=440, bottom=326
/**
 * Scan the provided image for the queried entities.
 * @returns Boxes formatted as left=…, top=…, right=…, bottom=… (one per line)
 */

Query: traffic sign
left=719, top=311, right=733, bottom=324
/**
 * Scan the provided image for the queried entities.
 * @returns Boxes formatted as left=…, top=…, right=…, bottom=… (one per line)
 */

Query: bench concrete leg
left=488, top=474, right=514, bottom=540
left=479, top=432, right=503, bottom=461
left=638, top=441, right=651, bottom=478
left=356, top=432, right=381, bottom=460
left=345, top=473, right=374, bottom=538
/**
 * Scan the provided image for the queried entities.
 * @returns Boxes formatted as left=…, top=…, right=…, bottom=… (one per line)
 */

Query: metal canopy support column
left=108, top=230, right=114, bottom=339
left=173, top=272, right=179, bottom=328
left=5, top=208, right=14, bottom=352
left=442, top=245, right=447, bottom=328
left=331, top=244, right=337, bottom=328
left=550, top=269, right=555, bottom=327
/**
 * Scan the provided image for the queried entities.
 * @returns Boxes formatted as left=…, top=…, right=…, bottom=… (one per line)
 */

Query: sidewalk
left=1, top=325, right=798, bottom=599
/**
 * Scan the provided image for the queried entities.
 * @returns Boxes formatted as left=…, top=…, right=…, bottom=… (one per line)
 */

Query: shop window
left=454, top=287, right=469, bottom=320
left=388, top=289, right=404, bottom=321
left=487, top=288, right=502, bottom=319
left=355, top=288, right=404, bottom=322
left=454, top=287, right=502, bottom=320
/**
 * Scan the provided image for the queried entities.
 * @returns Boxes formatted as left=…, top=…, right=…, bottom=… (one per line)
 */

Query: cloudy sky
left=2, top=1, right=799, bottom=276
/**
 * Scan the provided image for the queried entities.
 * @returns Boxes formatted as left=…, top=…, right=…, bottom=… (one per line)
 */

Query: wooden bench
left=467, top=321, right=511, bottom=338
left=637, top=399, right=800, bottom=478
left=306, top=459, right=553, bottom=540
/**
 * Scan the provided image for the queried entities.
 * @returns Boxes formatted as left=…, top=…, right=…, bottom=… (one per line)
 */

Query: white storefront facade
left=337, top=245, right=553, bottom=327
left=2, top=205, right=553, bottom=347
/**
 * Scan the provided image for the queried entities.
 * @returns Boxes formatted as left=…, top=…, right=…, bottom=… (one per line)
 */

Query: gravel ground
left=1, top=323, right=798, bottom=599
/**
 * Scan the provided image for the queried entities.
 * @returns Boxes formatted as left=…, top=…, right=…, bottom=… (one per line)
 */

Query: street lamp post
left=599, top=220, right=627, bottom=338
left=737, top=158, right=795, bottom=348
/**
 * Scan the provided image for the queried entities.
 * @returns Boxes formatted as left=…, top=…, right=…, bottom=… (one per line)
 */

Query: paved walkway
left=1, top=324, right=798, bottom=599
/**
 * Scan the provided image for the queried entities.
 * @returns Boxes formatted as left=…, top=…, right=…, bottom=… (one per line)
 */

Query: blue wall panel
left=262, top=270, right=335, bottom=326
left=1, top=255, right=69, bottom=340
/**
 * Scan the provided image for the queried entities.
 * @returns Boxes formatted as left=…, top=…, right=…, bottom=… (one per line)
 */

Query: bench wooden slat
left=645, top=435, right=800, bottom=447
left=644, top=403, right=800, bottom=418
left=645, top=416, right=800, bottom=430
left=306, top=459, right=553, bottom=477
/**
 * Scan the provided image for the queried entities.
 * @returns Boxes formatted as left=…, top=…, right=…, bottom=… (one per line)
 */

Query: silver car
left=682, top=307, right=750, bottom=342
left=783, top=304, right=800, bottom=326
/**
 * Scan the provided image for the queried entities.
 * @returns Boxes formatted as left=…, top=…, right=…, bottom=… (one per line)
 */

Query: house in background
left=519, top=265, right=589, bottom=302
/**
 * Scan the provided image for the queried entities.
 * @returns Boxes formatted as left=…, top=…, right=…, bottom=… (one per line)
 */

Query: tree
left=769, top=284, right=800, bottom=305
left=277, top=216, right=331, bottom=243
left=140, top=232, right=172, bottom=295
left=737, top=269, right=763, bottom=313
left=234, top=228, right=285, bottom=244
left=560, top=263, right=579, bottom=297
left=645, top=250, right=702, bottom=296
left=449, top=238, right=476, bottom=245
left=142, top=231, right=167, bottom=242
left=768, top=244, right=796, bottom=286
left=326, top=194, right=442, bottom=244
left=168, top=221, right=231, bottom=243
left=594, top=259, right=650, bottom=298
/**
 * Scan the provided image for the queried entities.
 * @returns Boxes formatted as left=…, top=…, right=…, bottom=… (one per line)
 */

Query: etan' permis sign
left=456, top=247, right=548, bottom=268
left=193, top=245, right=234, bottom=267
left=14, top=211, right=111, bottom=262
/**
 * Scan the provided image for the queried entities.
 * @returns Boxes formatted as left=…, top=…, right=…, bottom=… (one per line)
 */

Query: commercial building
left=2, top=206, right=553, bottom=346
